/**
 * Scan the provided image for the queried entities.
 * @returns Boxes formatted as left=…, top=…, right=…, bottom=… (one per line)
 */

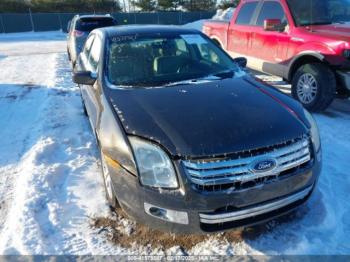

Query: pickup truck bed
left=203, top=20, right=229, bottom=49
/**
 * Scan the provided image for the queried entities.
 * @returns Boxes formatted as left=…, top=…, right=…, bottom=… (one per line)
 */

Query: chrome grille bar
left=183, top=137, right=311, bottom=187
left=199, top=185, right=313, bottom=224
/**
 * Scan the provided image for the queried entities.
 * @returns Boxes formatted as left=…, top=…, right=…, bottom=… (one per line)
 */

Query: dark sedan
left=73, top=25, right=322, bottom=233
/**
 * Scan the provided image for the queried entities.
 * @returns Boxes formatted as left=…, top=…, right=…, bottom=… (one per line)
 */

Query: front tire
left=100, top=149, right=118, bottom=209
left=292, top=63, right=336, bottom=112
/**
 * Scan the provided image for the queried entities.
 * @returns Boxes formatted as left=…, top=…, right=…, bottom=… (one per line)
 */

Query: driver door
left=249, top=0, right=291, bottom=77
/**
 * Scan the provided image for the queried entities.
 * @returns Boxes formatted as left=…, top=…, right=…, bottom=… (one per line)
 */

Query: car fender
left=96, top=94, right=137, bottom=176
left=286, top=43, right=336, bottom=81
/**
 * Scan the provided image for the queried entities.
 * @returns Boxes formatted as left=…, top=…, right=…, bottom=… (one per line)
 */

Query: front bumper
left=107, top=154, right=321, bottom=234
left=198, top=185, right=312, bottom=224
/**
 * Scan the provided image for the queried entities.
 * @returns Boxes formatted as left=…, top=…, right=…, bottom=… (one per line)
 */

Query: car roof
left=96, top=25, right=199, bottom=37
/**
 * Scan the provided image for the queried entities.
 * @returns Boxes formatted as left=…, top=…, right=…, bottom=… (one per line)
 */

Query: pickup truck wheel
left=100, top=149, right=118, bottom=209
left=292, top=63, right=336, bottom=112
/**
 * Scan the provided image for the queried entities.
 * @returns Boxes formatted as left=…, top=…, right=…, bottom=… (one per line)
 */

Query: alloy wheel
left=296, top=73, right=318, bottom=104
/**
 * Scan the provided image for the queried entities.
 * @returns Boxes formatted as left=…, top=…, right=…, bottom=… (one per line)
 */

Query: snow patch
left=212, top=8, right=236, bottom=21
left=183, top=8, right=236, bottom=31
left=0, top=31, right=65, bottom=42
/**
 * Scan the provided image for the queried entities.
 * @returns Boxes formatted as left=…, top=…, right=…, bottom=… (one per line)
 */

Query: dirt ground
left=91, top=206, right=307, bottom=251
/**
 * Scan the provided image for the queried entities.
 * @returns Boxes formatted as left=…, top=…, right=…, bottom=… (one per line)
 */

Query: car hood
left=308, top=24, right=350, bottom=42
left=107, top=76, right=307, bottom=158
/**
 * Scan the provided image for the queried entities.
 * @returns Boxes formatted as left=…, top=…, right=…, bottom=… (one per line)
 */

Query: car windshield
left=76, top=17, right=116, bottom=32
left=106, top=33, right=240, bottom=87
left=287, top=0, right=350, bottom=26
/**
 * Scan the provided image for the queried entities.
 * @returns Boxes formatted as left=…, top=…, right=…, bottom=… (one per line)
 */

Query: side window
left=71, top=18, right=78, bottom=32
left=256, top=2, right=287, bottom=26
left=198, top=44, right=221, bottom=64
left=235, top=2, right=259, bottom=25
left=88, top=37, right=102, bottom=72
left=174, top=39, right=190, bottom=57
left=83, top=35, right=95, bottom=59
left=67, top=20, right=72, bottom=33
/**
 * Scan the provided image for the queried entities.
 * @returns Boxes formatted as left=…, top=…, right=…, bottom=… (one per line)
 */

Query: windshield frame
left=104, top=32, right=243, bottom=89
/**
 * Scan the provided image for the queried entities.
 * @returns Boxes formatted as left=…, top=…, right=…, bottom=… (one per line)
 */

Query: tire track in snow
left=0, top=52, right=57, bottom=235
left=0, top=53, right=111, bottom=254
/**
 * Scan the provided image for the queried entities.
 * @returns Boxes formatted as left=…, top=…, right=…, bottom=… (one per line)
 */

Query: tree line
left=0, top=0, right=239, bottom=13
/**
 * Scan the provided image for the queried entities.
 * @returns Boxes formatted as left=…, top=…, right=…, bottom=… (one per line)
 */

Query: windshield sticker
left=111, top=34, right=138, bottom=43
left=180, top=34, right=207, bottom=45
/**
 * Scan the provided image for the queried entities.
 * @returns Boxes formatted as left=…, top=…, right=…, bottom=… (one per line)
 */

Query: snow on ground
left=212, top=8, right=235, bottom=21
left=0, top=31, right=349, bottom=255
left=0, top=31, right=66, bottom=57
left=0, top=33, right=112, bottom=254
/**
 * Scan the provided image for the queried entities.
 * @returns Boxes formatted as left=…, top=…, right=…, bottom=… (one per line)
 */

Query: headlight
left=304, top=109, right=321, bottom=152
left=129, top=137, right=178, bottom=189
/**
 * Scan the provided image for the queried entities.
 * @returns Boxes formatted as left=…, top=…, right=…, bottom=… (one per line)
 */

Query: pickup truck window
left=287, top=0, right=350, bottom=26
left=256, top=1, right=287, bottom=26
left=235, top=2, right=259, bottom=25
left=107, top=34, right=239, bottom=87
left=76, top=17, right=116, bottom=32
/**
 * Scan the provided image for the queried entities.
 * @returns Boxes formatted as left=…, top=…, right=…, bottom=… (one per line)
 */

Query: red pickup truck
left=203, top=0, right=350, bottom=111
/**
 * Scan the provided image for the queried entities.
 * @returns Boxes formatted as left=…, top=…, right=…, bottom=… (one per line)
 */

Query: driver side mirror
left=264, top=19, right=285, bottom=32
left=73, top=70, right=97, bottom=85
left=233, top=57, right=247, bottom=68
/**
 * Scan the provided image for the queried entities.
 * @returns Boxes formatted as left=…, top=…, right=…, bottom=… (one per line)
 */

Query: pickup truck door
left=227, top=1, right=260, bottom=57
left=249, top=0, right=290, bottom=76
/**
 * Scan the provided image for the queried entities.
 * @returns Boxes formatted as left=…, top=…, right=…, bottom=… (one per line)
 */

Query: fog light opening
left=149, top=207, right=167, bottom=218
left=144, top=203, right=189, bottom=225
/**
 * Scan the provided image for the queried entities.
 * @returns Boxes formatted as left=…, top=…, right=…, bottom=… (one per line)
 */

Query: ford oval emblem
left=251, top=159, right=277, bottom=173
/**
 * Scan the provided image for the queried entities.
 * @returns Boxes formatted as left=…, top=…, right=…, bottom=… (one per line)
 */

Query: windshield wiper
left=163, top=79, right=202, bottom=86
left=160, top=69, right=237, bottom=87
left=163, top=78, right=212, bottom=87
left=212, top=69, right=235, bottom=79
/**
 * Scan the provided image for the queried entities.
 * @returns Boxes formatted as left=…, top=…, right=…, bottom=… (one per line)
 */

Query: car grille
left=183, top=136, right=312, bottom=192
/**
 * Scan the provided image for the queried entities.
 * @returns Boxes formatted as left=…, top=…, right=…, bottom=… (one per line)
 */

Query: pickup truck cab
left=203, top=0, right=350, bottom=111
